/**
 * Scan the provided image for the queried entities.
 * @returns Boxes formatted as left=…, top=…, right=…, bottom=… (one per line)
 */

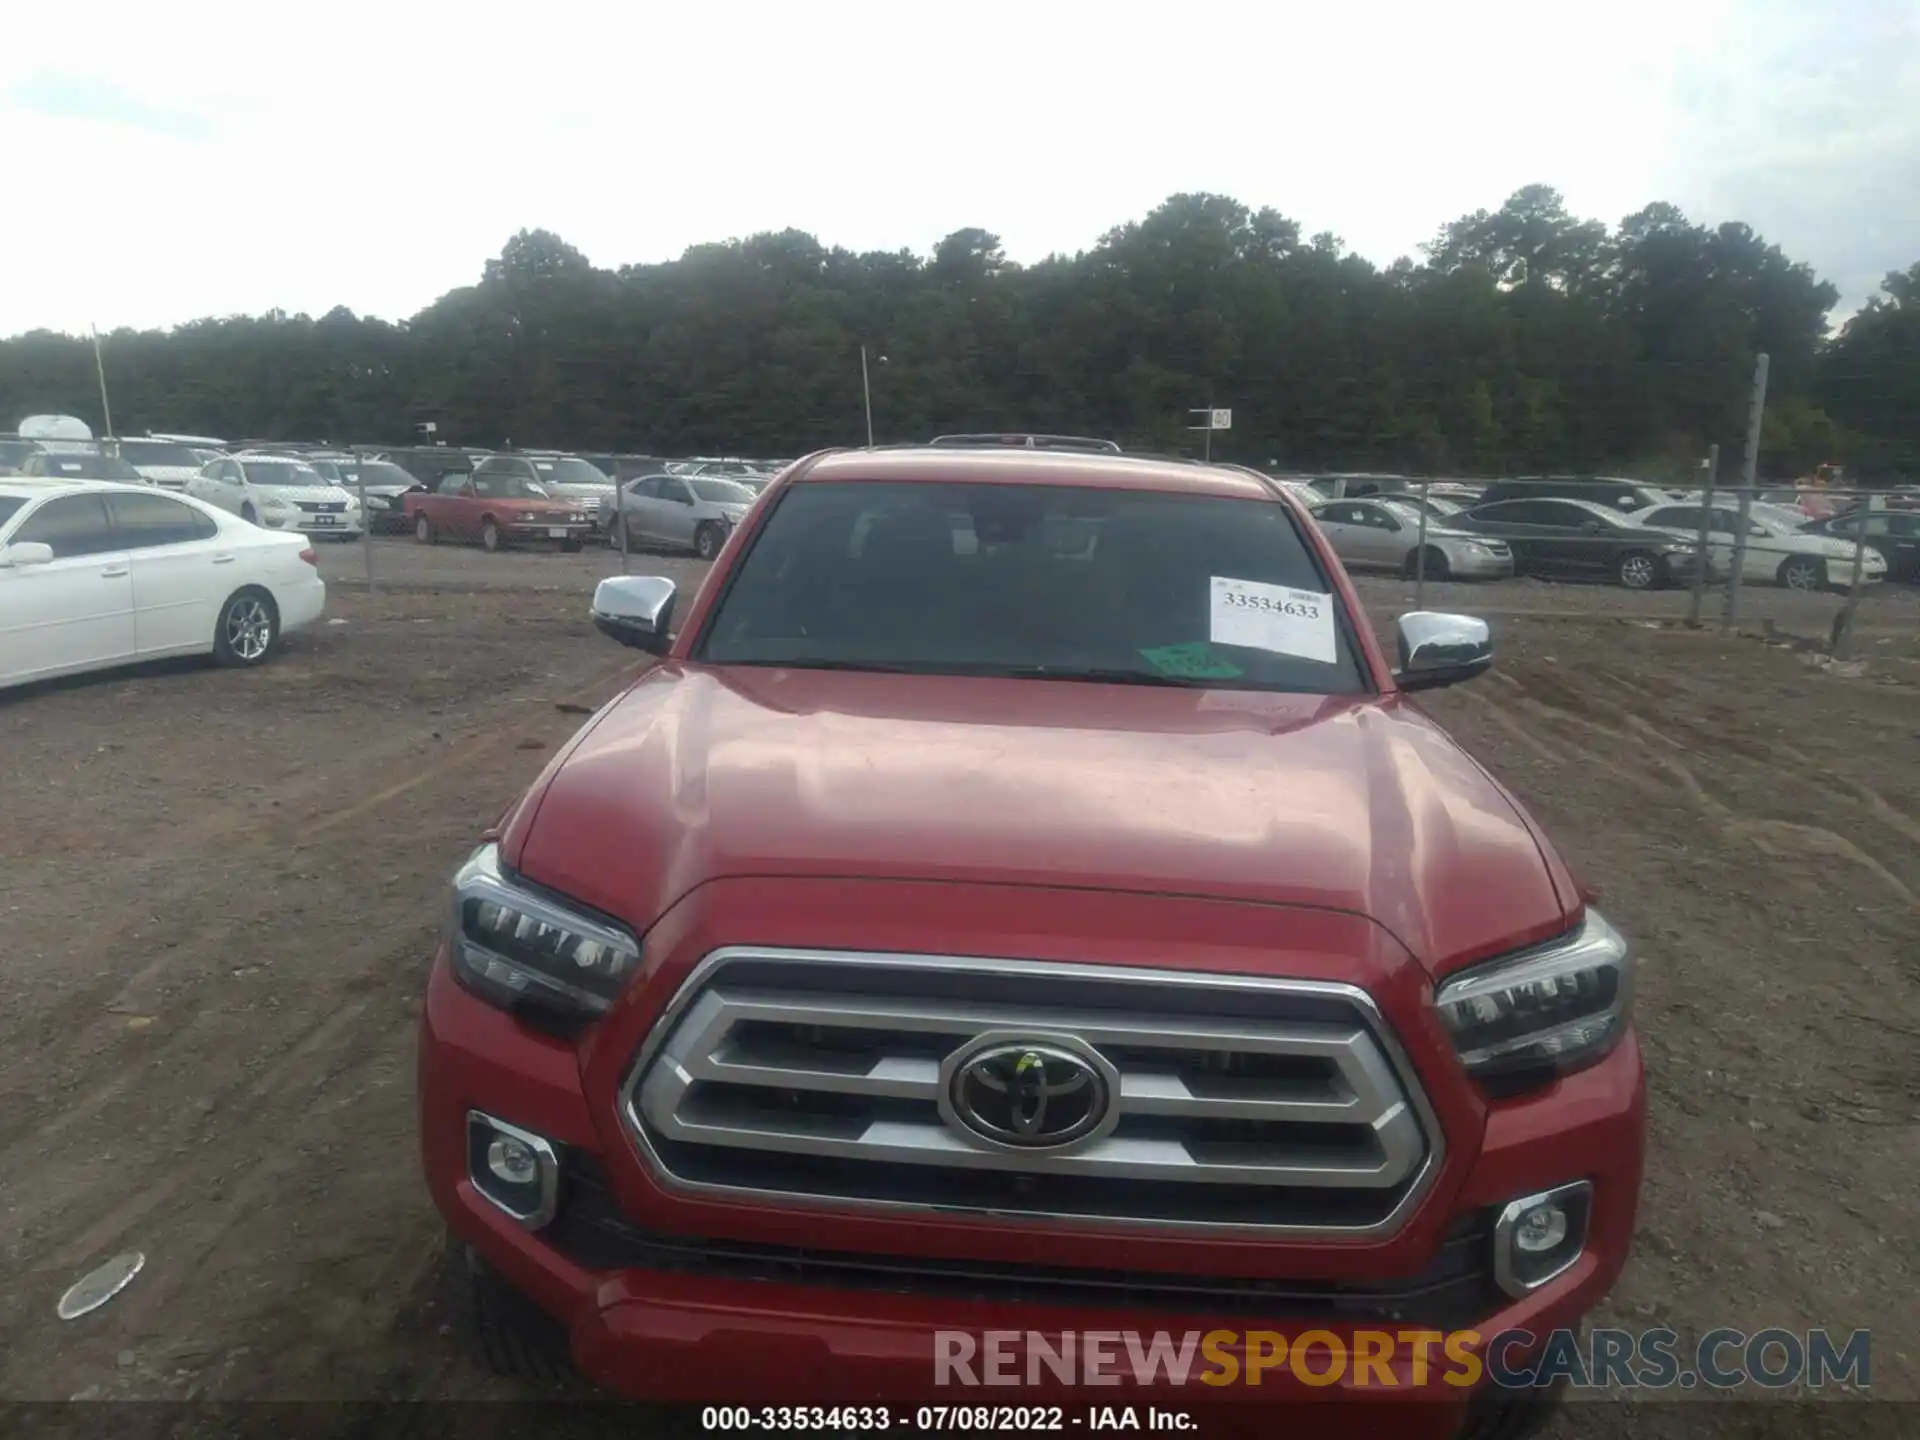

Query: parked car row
left=1303, top=480, right=1906, bottom=592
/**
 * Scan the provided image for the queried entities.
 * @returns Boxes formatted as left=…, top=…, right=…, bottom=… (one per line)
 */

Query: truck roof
left=798, top=446, right=1278, bottom=502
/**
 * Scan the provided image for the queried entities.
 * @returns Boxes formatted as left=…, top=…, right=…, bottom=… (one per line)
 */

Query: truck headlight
left=449, top=843, right=641, bottom=1022
left=1435, top=910, right=1633, bottom=1080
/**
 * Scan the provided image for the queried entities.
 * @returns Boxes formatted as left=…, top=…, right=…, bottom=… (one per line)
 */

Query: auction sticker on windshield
left=1208, top=577, right=1336, bottom=664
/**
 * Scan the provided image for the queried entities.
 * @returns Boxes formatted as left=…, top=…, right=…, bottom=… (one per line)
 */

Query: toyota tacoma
left=418, top=447, right=1644, bottom=1434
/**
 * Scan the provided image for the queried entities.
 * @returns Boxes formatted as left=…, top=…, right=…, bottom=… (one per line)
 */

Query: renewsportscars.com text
left=934, top=1328, right=1870, bottom=1390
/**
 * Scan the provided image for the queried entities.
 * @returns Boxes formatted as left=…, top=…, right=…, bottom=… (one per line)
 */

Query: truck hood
left=509, top=666, right=1571, bottom=976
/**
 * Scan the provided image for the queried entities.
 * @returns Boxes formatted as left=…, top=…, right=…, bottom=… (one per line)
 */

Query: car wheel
left=447, top=1237, right=571, bottom=1388
left=241, top=504, right=258, bottom=526
left=1616, top=550, right=1659, bottom=590
left=414, top=513, right=436, bottom=545
left=1403, top=546, right=1450, bottom=581
left=482, top=519, right=502, bottom=554
left=1779, top=555, right=1825, bottom=591
left=212, top=588, right=279, bottom=668
left=694, top=521, right=725, bottom=560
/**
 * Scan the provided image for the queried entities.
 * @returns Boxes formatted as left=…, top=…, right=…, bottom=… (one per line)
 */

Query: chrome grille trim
left=619, top=948, right=1444, bottom=1238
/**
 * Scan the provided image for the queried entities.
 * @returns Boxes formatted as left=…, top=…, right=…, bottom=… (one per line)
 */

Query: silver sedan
left=1308, top=497, right=1515, bottom=580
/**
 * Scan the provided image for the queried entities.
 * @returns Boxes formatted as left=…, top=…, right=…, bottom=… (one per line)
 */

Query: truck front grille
left=621, top=950, right=1440, bottom=1236
left=551, top=1152, right=1498, bottom=1326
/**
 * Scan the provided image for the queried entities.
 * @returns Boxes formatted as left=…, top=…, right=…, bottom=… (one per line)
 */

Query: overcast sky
left=2, top=0, right=1913, bottom=337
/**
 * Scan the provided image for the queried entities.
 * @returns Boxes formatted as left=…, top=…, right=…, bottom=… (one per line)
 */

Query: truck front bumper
left=418, top=951, right=1646, bottom=1422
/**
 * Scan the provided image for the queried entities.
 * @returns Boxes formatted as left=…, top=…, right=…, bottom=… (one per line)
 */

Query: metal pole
left=1722, top=353, right=1769, bottom=630
left=356, top=471, right=374, bottom=592
left=1832, top=490, right=1871, bottom=660
left=1413, top=479, right=1430, bottom=609
left=90, top=326, right=115, bottom=440
left=861, top=345, right=874, bottom=449
left=615, top=473, right=630, bottom=574
left=1686, top=444, right=1720, bottom=626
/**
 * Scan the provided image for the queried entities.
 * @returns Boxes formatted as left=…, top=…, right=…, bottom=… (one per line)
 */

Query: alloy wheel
left=226, top=598, right=272, bottom=661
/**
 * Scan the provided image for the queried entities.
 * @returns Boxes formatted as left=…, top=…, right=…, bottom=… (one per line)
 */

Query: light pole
left=90, top=325, right=115, bottom=440
left=860, top=347, right=887, bottom=449
left=861, top=345, right=873, bottom=448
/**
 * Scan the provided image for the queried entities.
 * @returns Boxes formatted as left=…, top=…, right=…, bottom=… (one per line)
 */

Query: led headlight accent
left=449, top=843, right=640, bottom=1019
left=1436, top=909, right=1632, bottom=1079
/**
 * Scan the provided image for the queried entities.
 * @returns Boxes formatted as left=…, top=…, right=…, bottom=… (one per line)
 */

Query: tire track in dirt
left=0, top=651, right=646, bottom=1144
left=0, top=617, right=648, bottom=1400
left=2, top=924, right=448, bottom=1398
left=1581, top=660, right=1920, bottom=847
left=1492, top=663, right=1919, bottom=913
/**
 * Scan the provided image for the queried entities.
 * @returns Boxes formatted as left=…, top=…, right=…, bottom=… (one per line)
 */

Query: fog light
left=466, top=1111, right=560, bottom=1229
left=1494, top=1180, right=1591, bottom=1297
left=1514, top=1203, right=1568, bottom=1254
left=486, top=1135, right=540, bottom=1186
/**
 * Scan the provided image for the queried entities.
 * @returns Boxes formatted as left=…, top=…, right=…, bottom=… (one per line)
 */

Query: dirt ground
left=2, top=547, right=1916, bottom=1432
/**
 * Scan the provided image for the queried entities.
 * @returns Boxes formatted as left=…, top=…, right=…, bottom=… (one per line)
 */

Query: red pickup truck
left=417, top=448, right=1644, bottom=1435
left=404, top=464, right=593, bottom=553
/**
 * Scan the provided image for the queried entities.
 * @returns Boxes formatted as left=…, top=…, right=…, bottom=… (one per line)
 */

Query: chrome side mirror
left=591, top=575, right=676, bottom=655
left=1394, top=611, right=1492, bottom=692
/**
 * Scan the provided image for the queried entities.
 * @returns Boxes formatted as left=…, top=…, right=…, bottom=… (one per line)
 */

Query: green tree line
left=2, top=187, right=1915, bottom=480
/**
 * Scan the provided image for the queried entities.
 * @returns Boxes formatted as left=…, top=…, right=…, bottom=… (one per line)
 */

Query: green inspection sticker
left=1137, top=643, right=1244, bottom=679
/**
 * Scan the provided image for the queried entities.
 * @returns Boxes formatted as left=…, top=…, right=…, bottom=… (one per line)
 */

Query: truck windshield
left=698, top=480, right=1367, bottom=694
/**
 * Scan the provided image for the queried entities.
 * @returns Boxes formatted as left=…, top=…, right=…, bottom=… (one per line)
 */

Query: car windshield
left=244, top=461, right=327, bottom=487
left=350, top=461, right=413, bottom=486
left=0, top=496, right=26, bottom=528
left=0, top=441, right=40, bottom=466
left=1737, top=506, right=1798, bottom=534
left=46, top=454, right=143, bottom=481
left=474, top=473, right=549, bottom=499
left=533, top=458, right=612, bottom=486
left=1380, top=499, right=1453, bottom=526
left=697, top=480, right=1366, bottom=694
left=690, top=478, right=757, bottom=504
left=115, top=440, right=201, bottom=467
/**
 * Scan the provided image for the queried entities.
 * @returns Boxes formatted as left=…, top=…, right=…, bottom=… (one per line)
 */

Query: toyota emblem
left=944, top=1039, right=1113, bottom=1149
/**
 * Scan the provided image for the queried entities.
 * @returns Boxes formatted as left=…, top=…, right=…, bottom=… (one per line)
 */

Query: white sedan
left=0, top=480, right=326, bottom=690
left=1638, top=500, right=1886, bottom=591
left=186, top=451, right=365, bottom=540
